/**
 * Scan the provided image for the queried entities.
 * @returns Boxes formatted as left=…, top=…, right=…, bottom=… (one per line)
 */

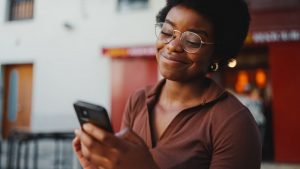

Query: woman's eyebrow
left=165, top=19, right=175, bottom=26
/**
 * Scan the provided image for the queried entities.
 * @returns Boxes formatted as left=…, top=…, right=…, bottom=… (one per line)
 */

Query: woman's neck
left=159, top=77, right=209, bottom=109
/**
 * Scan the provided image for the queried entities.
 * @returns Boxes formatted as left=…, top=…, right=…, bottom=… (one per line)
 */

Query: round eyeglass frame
left=155, top=22, right=214, bottom=53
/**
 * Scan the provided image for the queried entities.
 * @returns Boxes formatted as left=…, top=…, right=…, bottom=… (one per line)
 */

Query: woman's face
left=156, top=5, right=215, bottom=82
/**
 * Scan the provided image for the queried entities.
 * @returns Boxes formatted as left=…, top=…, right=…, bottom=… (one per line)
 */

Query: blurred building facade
left=0, top=0, right=299, bottom=164
left=243, top=0, right=300, bottom=163
left=0, top=0, right=162, bottom=133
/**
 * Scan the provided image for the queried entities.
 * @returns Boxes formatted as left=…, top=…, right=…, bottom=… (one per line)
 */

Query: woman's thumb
left=116, top=128, right=145, bottom=146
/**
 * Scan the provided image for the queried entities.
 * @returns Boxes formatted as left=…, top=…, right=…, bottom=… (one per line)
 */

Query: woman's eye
left=186, top=41, right=200, bottom=46
left=161, top=30, right=173, bottom=36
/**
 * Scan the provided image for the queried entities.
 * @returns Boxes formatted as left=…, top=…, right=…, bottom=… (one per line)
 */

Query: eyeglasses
left=155, top=22, right=214, bottom=53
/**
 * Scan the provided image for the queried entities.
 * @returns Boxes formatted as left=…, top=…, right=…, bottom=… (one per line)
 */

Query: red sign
left=245, top=29, right=300, bottom=44
left=102, top=46, right=156, bottom=58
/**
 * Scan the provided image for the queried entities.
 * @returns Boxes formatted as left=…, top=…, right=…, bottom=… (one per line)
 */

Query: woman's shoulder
left=212, top=91, right=253, bottom=118
left=209, top=90, right=258, bottom=132
left=208, top=92, right=261, bottom=169
left=201, top=78, right=250, bottom=118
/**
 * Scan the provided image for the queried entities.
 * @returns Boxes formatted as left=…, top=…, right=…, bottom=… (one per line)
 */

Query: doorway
left=111, top=58, right=158, bottom=132
left=1, top=64, right=33, bottom=138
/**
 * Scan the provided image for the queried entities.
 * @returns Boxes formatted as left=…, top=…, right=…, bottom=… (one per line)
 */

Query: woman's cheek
left=156, top=40, right=164, bottom=51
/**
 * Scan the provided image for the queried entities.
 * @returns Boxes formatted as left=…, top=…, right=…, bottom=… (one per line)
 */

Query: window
left=8, top=0, right=34, bottom=21
left=118, top=0, right=149, bottom=12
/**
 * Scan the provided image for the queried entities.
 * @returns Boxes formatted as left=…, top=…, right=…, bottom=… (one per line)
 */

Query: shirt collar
left=145, top=77, right=226, bottom=107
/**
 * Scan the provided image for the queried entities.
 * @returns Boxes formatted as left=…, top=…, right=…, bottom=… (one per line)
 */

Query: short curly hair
left=156, top=0, right=250, bottom=68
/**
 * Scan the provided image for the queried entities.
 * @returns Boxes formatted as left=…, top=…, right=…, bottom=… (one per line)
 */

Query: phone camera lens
left=82, top=110, right=89, bottom=118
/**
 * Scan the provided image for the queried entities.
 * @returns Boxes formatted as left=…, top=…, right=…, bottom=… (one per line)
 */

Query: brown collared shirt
left=121, top=78, right=261, bottom=169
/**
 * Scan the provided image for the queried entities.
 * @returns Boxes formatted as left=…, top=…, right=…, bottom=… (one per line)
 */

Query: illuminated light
left=228, top=58, right=237, bottom=68
left=235, top=71, right=249, bottom=93
left=256, top=69, right=267, bottom=88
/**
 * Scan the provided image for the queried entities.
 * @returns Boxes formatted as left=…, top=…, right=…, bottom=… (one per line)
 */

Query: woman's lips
left=160, top=54, right=190, bottom=64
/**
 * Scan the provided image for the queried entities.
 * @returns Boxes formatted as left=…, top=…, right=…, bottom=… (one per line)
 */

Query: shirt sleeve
left=120, top=93, right=134, bottom=130
left=210, top=107, right=262, bottom=169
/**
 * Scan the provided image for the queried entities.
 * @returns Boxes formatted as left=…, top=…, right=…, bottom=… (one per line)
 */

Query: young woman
left=73, top=0, right=261, bottom=168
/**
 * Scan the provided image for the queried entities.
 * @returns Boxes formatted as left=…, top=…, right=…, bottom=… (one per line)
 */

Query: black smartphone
left=73, top=100, right=114, bottom=133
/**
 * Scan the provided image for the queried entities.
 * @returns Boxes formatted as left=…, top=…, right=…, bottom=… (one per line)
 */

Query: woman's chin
left=159, top=69, right=187, bottom=82
left=159, top=69, right=206, bottom=83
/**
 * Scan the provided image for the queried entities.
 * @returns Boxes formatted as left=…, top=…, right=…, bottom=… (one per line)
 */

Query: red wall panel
left=269, top=42, right=300, bottom=162
left=111, top=58, right=158, bottom=132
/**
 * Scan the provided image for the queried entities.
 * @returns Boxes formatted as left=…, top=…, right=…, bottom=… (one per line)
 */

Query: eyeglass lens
left=155, top=22, right=203, bottom=53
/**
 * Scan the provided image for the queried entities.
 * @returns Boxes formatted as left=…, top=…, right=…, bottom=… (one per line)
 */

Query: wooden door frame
left=1, top=63, right=33, bottom=138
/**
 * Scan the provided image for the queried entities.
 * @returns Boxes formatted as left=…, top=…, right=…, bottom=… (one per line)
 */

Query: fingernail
left=83, top=123, right=88, bottom=130
left=74, top=129, right=80, bottom=136
left=116, top=127, right=129, bottom=137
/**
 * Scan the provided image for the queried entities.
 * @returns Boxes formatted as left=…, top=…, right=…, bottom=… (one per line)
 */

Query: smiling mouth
left=160, top=54, right=190, bottom=64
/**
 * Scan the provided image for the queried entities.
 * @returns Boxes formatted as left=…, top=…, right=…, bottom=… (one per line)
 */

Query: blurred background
left=0, top=0, right=299, bottom=168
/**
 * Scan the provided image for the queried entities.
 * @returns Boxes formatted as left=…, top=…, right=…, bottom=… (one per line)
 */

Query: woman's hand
left=72, top=136, right=99, bottom=169
left=73, top=124, right=159, bottom=169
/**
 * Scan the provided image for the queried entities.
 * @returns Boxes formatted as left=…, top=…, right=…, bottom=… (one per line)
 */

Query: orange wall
left=269, top=42, right=300, bottom=162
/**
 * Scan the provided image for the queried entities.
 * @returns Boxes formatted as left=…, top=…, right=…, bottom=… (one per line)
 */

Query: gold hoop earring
left=210, top=62, right=219, bottom=72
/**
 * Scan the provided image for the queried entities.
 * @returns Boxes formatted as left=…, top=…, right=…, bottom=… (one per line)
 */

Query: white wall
left=0, top=0, right=165, bottom=131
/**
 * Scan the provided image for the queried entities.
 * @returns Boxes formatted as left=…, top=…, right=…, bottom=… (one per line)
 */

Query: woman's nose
left=166, top=36, right=184, bottom=53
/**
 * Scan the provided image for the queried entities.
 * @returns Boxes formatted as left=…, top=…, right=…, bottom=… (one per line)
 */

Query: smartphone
left=73, top=100, right=114, bottom=133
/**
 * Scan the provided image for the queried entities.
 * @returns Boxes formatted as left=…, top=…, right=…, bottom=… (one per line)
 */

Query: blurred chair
left=5, top=129, right=76, bottom=169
